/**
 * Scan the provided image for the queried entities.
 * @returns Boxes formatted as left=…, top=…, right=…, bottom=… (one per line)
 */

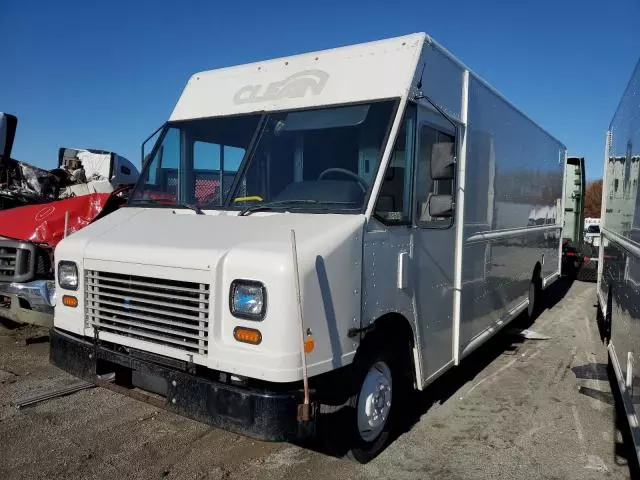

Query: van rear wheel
left=528, top=276, right=543, bottom=319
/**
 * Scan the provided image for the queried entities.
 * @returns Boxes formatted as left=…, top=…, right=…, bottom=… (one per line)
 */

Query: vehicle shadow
left=588, top=298, right=639, bottom=478
left=606, top=358, right=640, bottom=478
left=0, top=316, right=50, bottom=344
left=303, top=276, right=575, bottom=459
left=545, top=275, right=574, bottom=310
left=0, top=316, right=22, bottom=330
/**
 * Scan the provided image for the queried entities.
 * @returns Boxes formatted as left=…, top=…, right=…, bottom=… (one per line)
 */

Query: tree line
left=584, top=180, right=602, bottom=218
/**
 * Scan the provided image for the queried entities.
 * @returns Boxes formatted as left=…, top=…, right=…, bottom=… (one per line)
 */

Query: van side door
left=411, top=104, right=459, bottom=382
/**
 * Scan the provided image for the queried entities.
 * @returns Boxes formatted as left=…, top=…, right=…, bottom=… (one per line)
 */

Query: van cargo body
left=597, top=58, right=640, bottom=467
left=50, top=33, right=566, bottom=462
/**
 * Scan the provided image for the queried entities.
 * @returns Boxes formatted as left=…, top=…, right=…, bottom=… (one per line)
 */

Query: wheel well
left=359, top=313, right=417, bottom=388
left=366, top=312, right=415, bottom=349
left=532, top=262, right=542, bottom=283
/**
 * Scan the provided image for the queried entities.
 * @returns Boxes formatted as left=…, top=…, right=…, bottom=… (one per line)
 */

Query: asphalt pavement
left=0, top=280, right=633, bottom=479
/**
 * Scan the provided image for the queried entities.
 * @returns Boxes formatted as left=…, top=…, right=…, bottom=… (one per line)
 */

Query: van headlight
left=230, top=280, right=266, bottom=320
left=58, top=261, right=78, bottom=290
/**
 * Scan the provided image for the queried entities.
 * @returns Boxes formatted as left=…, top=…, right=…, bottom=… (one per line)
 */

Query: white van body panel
left=55, top=208, right=363, bottom=382
left=170, top=34, right=425, bottom=121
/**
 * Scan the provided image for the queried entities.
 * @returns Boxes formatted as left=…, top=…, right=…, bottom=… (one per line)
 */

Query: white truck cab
left=50, top=33, right=566, bottom=462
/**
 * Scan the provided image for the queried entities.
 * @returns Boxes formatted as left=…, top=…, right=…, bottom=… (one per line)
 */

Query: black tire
left=604, top=286, right=613, bottom=343
left=527, top=275, right=543, bottom=320
left=344, top=336, right=411, bottom=463
left=608, top=353, right=640, bottom=478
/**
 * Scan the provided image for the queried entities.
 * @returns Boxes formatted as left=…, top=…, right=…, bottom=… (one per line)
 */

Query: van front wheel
left=345, top=338, right=409, bottom=463
left=356, top=360, right=393, bottom=442
left=346, top=357, right=394, bottom=462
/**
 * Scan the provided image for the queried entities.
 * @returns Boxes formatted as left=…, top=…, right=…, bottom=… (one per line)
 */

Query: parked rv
left=597, top=57, right=640, bottom=469
left=49, top=33, right=565, bottom=462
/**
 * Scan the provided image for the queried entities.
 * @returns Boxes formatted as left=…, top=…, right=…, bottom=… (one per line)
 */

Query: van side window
left=120, top=165, right=131, bottom=176
left=373, top=104, right=416, bottom=224
left=416, top=125, right=455, bottom=227
left=192, top=141, right=249, bottom=205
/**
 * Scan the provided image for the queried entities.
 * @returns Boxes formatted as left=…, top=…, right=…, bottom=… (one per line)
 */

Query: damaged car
left=0, top=113, right=140, bottom=326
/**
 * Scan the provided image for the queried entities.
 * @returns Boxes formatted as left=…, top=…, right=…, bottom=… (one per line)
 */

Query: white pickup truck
left=50, top=33, right=566, bottom=462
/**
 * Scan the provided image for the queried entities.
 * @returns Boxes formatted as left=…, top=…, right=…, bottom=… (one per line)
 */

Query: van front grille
left=86, top=270, right=210, bottom=356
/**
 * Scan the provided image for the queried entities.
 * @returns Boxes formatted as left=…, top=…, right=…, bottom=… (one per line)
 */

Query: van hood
left=54, top=207, right=366, bottom=382
left=60, top=208, right=365, bottom=271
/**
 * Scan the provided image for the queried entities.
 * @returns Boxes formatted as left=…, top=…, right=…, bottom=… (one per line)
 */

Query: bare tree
left=584, top=180, right=603, bottom=217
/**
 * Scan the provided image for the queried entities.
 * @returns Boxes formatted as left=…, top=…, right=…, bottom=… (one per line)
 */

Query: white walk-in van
left=597, top=57, right=640, bottom=468
left=50, top=33, right=566, bottom=462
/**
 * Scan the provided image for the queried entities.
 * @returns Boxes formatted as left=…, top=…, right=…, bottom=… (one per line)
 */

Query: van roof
left=169, top=32, right=565, bottom=149
left=170, top=33, right=425, bottom=121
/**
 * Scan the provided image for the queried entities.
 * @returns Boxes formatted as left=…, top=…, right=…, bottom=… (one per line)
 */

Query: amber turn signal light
left=62, top=295, right=78, bottom=308
left=233, top=327, right=262, bottom=345
left=304, top=336, right=315, bottom=354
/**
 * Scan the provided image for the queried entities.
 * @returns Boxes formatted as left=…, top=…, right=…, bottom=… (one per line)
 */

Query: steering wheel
left=317, top=168, right=367, bottom=193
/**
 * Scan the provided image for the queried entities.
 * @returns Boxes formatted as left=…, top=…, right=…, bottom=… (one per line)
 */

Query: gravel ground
left=0, top=279, right=633, bottom=479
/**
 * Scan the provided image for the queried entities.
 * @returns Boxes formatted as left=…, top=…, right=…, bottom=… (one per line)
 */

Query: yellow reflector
left=233, top=195, right=263, bottom=203
left=304, top=337, right=315, bottom=354
left=233, top=327, right=262, bottom=345
left=62, top=295, right=78, bottom=308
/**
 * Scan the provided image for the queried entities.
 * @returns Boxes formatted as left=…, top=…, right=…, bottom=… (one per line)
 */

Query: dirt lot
left=0, top=280, right=634, bottom=479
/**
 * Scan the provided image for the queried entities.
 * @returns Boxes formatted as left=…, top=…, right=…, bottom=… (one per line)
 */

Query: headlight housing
left=58, top=261, right=78, bottom=290
left=230, top=280, right=266, bottom=320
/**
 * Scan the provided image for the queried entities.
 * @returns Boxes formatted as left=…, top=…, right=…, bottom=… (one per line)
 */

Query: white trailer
left=597, top=57, right=640, bottom=467
left=50, top=33, right=565, bottom=462
left=57, top=147, right=140, bottom=197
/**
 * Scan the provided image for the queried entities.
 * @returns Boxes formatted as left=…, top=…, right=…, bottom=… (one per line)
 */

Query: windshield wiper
left=238, top=199, right=358, bottom=217
left=239, top=199, right=317, bottom=217
left=176, top=201, right=204, bottom=215
left=128, top=198, right=205, bottom=214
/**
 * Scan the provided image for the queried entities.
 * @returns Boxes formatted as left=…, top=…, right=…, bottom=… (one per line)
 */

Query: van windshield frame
left=129, top=99, right=399, bottom=215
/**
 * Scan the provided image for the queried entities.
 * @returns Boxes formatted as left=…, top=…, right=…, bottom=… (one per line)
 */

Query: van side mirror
left=429, top=194, right=454, bottom=218
left=0, top=113, right=18, bottom=162
left=430, top=142, right=455, bottom=180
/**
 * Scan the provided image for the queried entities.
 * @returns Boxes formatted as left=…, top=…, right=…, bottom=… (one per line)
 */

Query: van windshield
left=130, top=114, right=261, bottom=208
left=227, top=100, right=396, bottom=214
left=129, top=100, right=397, bottom=213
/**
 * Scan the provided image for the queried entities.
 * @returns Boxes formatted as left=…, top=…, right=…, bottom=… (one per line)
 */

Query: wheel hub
left=357, top=361, right=392, bottom=442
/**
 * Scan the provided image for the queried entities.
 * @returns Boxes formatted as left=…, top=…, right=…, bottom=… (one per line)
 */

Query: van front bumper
left=49, top=328, right=314, bottom=442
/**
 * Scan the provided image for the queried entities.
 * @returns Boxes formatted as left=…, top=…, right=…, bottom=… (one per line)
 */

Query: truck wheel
left=527, top=276, right=542, bottom=320
left=604, top=285, right=613, bottom=343
left=345, top=339, right=409, bottom=463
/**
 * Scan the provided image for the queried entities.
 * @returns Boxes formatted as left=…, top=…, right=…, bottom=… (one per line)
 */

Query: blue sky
left=1, top=0, right=638, bottom=181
